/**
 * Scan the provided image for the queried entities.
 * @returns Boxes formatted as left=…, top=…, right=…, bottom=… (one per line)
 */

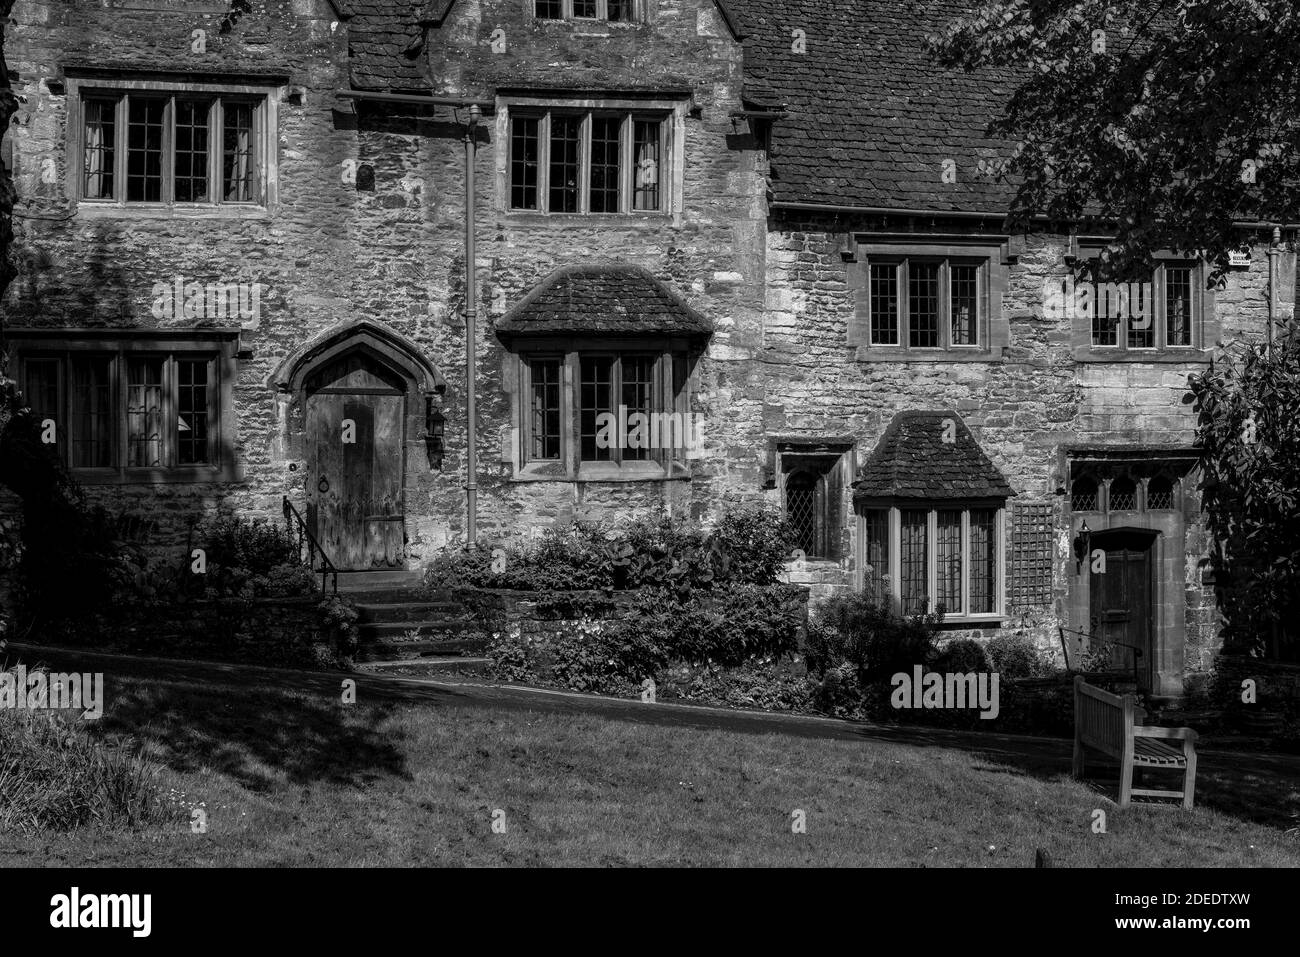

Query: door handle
left=318, top=477, right=330, bottom=494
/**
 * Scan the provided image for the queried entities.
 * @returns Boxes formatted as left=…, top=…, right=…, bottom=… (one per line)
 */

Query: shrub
left=607, top=582, right=805, bottom=668
left=485, top=630, right=541, bottom=684
left=188, top=517, right=318, bottom=599
left=813, top=592, right=944, bottom=684
left=986, top=632, right=1048, bottom=678
left=548, top=620, right=665, bottom=696
left=657, top=659, right=815, bottom=713
left=423, top=504, right=797, bottom=596
left=933, top=638, right=993, bottom=675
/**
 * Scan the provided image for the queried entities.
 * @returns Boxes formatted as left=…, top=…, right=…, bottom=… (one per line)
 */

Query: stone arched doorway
left=304, top=350, right=407, bottom=569
left=270, top=321, right=445, bottom=571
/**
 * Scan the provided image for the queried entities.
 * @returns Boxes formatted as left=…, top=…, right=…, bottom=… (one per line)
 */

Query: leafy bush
left=933, top=638, right=992, bottom=675
left=657, top=659, right=815, bottom=713
left=317, top=596, right=360, bottom=664
left=548, top=620, right=666, bottom=696
left=188, top=517, right=317, bottom=599
left=1187, top=323, right=1300, bottom=656
left=607, top=583, right=806, bottom=668
left=424, top=503, right=796, bottom=596
left=812, top=591, right=944, bottom=684
left=986, top=633, right=1049, bottom=678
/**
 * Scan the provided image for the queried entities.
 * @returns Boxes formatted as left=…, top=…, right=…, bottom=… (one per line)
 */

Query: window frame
left=5, top=332, right=240, bottom=484
left=864, top=256, right=988, bottom=351
left=497, top=96, right=684, bottom=219
left=506, top=108, right=668, bottom=215
left=66, top=75, right=278, bottom=218
left=1080, top=260, right=1203, bottom=353
left=1069, top=249, right=1216, bottom=362
left=514, top=336, right=695, bottom=482
left=849, top=241, right=1010, bottom=362
left=856, top=501, right=1007, bottom=622
left=533, top=0, right=640, bottom=22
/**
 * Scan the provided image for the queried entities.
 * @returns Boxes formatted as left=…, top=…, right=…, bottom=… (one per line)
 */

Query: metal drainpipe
left=464, top=104, right=480, bottom=547
left=1267, top=226, right=1280, bottom=358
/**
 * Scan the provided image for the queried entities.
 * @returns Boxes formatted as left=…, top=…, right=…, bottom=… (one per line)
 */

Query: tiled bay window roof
left=495, top=265, right=713, bottom=337
left=854, top=411, right=1014, bottom=501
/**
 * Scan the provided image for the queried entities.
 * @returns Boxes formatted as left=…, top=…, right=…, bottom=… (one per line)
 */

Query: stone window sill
left=855, top=346, right=1006, bottom=363
left=76, top=202, right=270, bottom=221
left=72, top=465, right=243, bottom=485
left=1073, top=347, right=1211, bottom=364
left=512, top=460, right=691, bottom=483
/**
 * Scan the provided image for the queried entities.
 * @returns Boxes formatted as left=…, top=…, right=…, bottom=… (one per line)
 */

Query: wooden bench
left=1072, top=675, right=1198, bottom=809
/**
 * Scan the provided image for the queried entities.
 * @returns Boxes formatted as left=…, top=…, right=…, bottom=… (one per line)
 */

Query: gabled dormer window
left=535, top=0, right=636, bottom=22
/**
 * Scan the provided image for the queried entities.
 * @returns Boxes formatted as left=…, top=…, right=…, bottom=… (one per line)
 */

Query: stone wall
left=93, top=594, right=356, bottom=669
left=762, top=212, right=1289, bottom=684
left=2, top=0, right=765, bottom=565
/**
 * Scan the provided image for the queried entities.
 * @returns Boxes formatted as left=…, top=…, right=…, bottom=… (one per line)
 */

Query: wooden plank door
left=1089, top=537, right=1153, bottom=689
left=305, top=355, right=406, bottom=570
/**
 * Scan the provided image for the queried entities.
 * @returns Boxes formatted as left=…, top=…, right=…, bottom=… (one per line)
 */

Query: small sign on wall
left=1227, top=249, right=1251, bottom=268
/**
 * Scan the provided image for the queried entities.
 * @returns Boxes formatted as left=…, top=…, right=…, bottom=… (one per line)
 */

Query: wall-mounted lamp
left=1072, top=520, right=1091, bottom=574
left=422, top=399, right=445, bottom=470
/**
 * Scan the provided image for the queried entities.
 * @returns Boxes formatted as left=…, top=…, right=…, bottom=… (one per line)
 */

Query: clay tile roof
left=494, top=265, right=713, bottom=338
left=854, top=411, right=1014, bottom=501
left=349, top=1, right=430, bottom=90
left=733, top=0, right=1021, bottom=213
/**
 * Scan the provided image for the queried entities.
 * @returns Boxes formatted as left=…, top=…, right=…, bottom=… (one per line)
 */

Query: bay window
left=860, top=503, right=1006, bottom=620
left=516, top=343, right=695, bottom=480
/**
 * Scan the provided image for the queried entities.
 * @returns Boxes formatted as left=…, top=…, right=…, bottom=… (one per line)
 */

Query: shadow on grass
left=5, top=646, right=478, bottom=793
left=12, top=643, right=1300, bottom=831
left=842, top=721, right=1300, bottom=831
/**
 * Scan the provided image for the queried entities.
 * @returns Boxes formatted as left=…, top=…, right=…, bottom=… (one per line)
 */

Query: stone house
left=0, top=0, right=1288, bottom=699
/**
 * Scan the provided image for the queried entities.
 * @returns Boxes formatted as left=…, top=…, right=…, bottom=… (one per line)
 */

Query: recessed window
left=1109, top=476, right=1137, bottom=511
left=861, top=504, right=1005, bottom=618
left=782, top=455, right=845, bottom=561
left=76, top=89, right=267, bottom=206
left=1147, top=475, right=1175, bottom=509
left=866, top=257, right=987, bottom=350
left=534, top=0, right=637, bottom=21
left=508, top=110, right=666, bottom=214
left=1071, top=477, right=1099, bottom=511
left=18, top=345, right=225, bottom=475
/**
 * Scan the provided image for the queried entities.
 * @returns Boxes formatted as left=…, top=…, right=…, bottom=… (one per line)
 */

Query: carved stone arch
left=269, top=319, right=445, bottom=397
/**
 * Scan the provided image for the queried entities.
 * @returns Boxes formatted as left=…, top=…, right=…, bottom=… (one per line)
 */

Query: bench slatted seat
left=1073, top=675, right=1198, bottom=809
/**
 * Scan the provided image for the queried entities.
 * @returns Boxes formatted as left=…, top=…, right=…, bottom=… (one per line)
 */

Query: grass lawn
left=1, top=669, right=1298, bottom=867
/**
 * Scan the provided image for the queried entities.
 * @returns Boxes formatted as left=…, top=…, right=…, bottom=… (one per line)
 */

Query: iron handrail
left=1059, top=624, right=1144, bottom=686
left=282, top=496, right=338, bottom=595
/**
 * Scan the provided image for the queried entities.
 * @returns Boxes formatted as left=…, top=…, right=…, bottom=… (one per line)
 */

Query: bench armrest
left=1134, top=725, right=1199, bottom=743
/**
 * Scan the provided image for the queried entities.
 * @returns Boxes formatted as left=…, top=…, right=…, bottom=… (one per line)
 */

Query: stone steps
left=355, top=601, right=468, bottom=623
left=355, top=636, right=489, bottom=662
left=339, top=570, right=489, bottom=665
left=354, top=657, right=492, bottom=677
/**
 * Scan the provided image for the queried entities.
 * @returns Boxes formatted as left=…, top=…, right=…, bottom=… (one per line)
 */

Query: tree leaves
left=928, top=0, right=1300, bottom=277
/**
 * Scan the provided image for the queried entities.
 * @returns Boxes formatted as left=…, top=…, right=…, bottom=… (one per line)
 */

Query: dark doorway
left=1089, top=530, right=1155, bottom=691
left=304, top=351, right=406, bottom=570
